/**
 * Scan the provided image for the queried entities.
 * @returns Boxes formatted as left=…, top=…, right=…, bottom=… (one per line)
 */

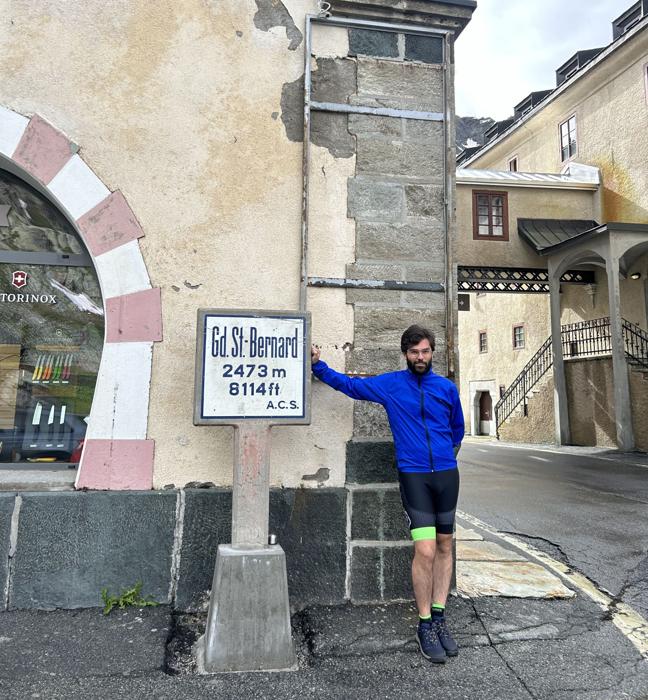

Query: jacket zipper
left=418, top=377, right=434, bottom=470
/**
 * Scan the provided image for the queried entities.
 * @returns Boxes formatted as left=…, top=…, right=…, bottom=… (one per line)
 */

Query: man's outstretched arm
left=311, top=344, right=386, bottom=404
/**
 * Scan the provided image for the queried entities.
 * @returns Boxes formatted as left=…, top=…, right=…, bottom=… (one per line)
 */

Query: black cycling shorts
left=398, top=468, right=460, bottom=539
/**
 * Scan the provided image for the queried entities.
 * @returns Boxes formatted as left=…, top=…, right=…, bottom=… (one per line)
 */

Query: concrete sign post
left=194, top=309, right=310, bottom=673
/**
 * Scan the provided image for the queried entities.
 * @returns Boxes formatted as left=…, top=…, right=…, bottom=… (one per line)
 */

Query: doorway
left=479, top=391, right=493, bottom=436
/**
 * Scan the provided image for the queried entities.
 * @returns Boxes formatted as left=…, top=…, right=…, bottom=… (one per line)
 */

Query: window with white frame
left=479, top=331, right=488, bottom=353
left=560, top=115, right=577, bottom=161
left=472, top=191, right=509, bottom=240
left=513, top=324, right=525, bottom=349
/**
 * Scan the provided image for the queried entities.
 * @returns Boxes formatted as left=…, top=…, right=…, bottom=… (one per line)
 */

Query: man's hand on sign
left=311, top=344, right=321, bottom=364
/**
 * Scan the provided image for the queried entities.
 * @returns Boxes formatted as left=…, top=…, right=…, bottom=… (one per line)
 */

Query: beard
left=407, top=358, right=432, bottom=375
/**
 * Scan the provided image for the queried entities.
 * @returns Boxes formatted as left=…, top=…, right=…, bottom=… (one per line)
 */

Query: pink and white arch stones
left=0, top=106, right=162, bottom=490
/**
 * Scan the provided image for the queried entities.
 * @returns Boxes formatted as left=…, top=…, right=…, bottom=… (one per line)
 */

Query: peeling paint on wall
left=280, top=74, right=305, bottom=142
left=253, top=0, right=303, bottom=51
left=280, top=57, right=357, bottom=158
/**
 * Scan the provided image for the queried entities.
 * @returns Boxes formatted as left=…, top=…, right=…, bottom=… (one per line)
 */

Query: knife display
left=31, top=353, right=75, bottom=383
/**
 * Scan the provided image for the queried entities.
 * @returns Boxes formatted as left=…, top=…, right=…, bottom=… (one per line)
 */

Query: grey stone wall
left=309, top=24, right=452, bottom=603
left=1, top=489, right=347, bottom=612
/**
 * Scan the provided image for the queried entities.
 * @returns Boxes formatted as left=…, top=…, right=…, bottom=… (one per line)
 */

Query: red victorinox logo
left=11, top=271, right=27, bottom=289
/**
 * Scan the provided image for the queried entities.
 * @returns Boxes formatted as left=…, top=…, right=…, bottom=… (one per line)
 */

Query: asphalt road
left=458, top=441, right=648, bottom=619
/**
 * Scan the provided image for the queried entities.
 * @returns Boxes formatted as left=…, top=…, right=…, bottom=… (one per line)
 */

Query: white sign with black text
left=194, top=309, right=311, bottom=424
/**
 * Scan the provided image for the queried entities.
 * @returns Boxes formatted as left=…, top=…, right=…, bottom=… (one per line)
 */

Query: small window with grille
left=479, top=330, right=488, bottom=354
left=513, top=324, right=525, bottom=349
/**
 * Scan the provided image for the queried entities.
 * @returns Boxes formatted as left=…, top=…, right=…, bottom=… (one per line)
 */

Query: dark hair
left=401, top=325, right=435, bottom=353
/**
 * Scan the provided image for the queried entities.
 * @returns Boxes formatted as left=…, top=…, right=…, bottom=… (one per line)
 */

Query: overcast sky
left=455, top=0, right=634, bottom=119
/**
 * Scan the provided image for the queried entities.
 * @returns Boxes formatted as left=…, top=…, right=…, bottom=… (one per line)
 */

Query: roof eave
left=462, top=16, right=648, bottom=167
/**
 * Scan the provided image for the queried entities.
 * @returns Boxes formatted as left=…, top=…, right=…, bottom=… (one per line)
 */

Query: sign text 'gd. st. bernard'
left=194, top=309, right=311, bottom=425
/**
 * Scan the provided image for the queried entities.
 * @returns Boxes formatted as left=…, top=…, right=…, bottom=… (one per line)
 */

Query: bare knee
left=436, top=534, right=453, bottom=557
left=414, top=539, right=437, bottom=564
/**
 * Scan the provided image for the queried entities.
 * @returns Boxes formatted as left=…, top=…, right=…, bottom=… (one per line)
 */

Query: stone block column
left=314, top=0, right=475, bottom=601
left=606, top=241, right=635, bottom=451
left=548, top=259, right=570, bottom=445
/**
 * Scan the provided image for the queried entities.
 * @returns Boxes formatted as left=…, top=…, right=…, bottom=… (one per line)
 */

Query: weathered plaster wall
left=468, top=29, right=648, bottom=225
left=457, top=291, right=551, bottom=431
left=0, top=0, right=470, bottom=493
left=456, top=184, right=596, bottom=269
left=0, top=0, right=358, bottom=488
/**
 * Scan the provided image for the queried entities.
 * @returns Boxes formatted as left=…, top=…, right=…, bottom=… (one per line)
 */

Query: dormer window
left=612, top=1, right=647, bottom=39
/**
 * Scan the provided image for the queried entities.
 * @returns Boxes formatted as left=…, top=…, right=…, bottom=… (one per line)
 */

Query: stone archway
left=0, top=106, right=162, bottom=489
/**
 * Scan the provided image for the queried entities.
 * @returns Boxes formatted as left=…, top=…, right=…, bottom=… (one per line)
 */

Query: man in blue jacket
left=311, top=324, right=464, bottom=664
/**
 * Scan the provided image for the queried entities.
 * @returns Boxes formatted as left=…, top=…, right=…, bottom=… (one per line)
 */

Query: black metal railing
left=494, top=317, right=648, bottom=431
left=623, top=319, right=648, bottom=369
left=495, top=337, right=553, bottom=429
left=561, top=317, right=611, bottom=358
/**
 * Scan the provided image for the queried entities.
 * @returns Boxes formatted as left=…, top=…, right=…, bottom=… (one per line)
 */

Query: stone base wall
left=346, top=439, right=413, bottom=601
left=0, top=489, right=347, bottom=612
left=497, top=358, right=648, bottom=451
left=630, top=368, right=648, bottom=451
left=565, top=358, right=617, bottom=448
left=0, top=475, right=418, bottom=611
left=498, top=376, right=556, bottom=445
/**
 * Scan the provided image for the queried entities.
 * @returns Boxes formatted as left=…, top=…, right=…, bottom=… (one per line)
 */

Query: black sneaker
left=433, top=618, right=459, bottom=657
left=417, top=621, right=446, bottom=663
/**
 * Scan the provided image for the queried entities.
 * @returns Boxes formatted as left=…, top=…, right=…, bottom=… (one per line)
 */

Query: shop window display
left=0, top=169, right=104, bottom=467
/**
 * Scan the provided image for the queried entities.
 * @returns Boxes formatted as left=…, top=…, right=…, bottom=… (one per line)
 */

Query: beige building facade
left=457, top=3, right=648, bottom=450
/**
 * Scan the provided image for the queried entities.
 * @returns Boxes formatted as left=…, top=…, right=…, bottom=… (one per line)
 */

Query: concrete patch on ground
left=457, top=561, right=575, bottom=599
left=456, top=525, right=483, bottom=541
left=458, top=540, right=526, bottom=562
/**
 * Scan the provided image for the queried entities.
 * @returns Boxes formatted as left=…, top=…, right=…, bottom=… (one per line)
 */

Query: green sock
left=432, top=604, right=445, bottom=620
left=419, top=614, right=432, bottom=624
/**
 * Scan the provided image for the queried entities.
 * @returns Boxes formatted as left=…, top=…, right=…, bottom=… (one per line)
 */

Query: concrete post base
left=198, top=544, right=297, bottom=673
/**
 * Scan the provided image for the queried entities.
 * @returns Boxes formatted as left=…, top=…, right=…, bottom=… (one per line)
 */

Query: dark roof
left=518, top=219, right=600, bottom=253
left=456, top=145, right=481, bottom=165
left=462, top=2, right=647, bottom=164
left=514, top=90, right=553, bottom=118
left=556, top=48, right=605, bottom=86
left=484, top=117, right=515, bottom=142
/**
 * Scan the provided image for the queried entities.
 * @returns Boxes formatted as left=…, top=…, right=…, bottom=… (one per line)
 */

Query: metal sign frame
left=194, top=308, right=311, bottom=426
left=300, top=14, right=455, bottom=375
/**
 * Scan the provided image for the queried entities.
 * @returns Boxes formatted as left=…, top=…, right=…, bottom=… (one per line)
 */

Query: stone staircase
left=495, top=317, right=648, bottom=438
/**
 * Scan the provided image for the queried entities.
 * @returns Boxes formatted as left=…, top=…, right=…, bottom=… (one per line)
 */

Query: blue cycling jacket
left=312, top=360, right=464, bottom=473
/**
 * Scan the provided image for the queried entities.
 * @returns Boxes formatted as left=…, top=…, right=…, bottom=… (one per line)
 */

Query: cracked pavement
left=458, top=441, right=648, bottom=621
left=1, top=594, right=647, bottom=699
left=1, top=442, right=647, bottom=698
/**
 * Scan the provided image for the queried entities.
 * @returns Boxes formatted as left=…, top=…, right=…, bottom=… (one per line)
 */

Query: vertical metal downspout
left=442, top=34, right=456, bottom=380
left=299, top=16, right=313, bottom=312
